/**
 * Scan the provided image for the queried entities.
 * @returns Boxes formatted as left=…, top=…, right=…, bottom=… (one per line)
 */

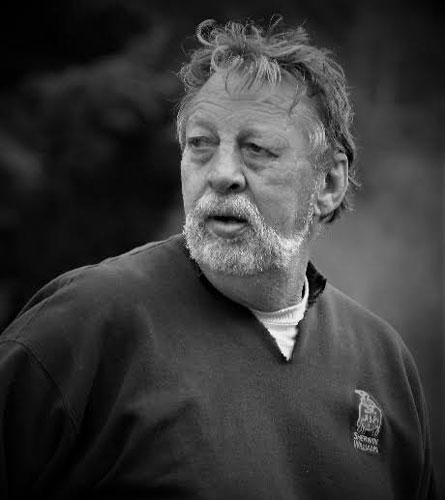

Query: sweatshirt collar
left=306, top=261, right=327, bottom=308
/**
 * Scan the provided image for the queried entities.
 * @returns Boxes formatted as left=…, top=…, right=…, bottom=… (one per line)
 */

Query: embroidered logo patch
left=353, top=389, right=383, bottom=454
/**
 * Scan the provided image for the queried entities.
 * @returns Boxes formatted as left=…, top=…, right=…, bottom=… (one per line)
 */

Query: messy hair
left=177, top=18, right=358, bottom=222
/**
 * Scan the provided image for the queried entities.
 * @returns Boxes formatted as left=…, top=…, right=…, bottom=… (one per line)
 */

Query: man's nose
left=207, top=147, right=246, bottom=194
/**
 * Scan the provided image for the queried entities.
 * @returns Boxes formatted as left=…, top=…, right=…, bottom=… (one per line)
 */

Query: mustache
left=190, top=193, right=263, bottom=225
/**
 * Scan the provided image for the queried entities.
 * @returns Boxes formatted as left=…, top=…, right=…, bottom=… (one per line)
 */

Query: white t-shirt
left=250, top=276, right=309, bottom=360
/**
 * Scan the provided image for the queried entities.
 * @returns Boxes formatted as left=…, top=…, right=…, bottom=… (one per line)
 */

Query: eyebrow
left=239, top=128, right=290, bottom=148
left=238, top=127, right=271, bottom=139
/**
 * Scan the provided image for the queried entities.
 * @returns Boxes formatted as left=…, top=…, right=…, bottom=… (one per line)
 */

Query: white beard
left=183, top=193, right=314, bottom=276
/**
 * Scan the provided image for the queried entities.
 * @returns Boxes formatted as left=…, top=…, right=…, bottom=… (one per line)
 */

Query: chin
left=184, top=222, right=303, bottom=277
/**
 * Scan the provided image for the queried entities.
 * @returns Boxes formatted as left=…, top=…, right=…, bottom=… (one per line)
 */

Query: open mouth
left=210, top=215, right=247, bottom=224
left=206, top=214, right=248, bottom=238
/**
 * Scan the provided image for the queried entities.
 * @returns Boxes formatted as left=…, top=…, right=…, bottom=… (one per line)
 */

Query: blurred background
left=0, top=0, right=442, bottom=492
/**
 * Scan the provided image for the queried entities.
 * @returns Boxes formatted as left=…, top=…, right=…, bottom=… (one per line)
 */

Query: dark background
left=0, top=0, right=443, bottom=493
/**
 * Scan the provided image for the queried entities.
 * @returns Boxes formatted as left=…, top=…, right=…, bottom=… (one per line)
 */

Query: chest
left=73, top=324, right=400, bottom=500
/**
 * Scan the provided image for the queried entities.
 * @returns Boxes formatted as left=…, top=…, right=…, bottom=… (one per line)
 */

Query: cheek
left=250, top=166, right=315, bottom=226
left=180, top=160, right=204, bottom=214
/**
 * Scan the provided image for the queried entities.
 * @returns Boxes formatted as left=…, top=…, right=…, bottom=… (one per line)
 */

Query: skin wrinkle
left=181, top=76, right=326, bottom=164
left=186, top=122, right=293, bottom=156
left=186, top=122, right=293, bottom=163
left=181, top=72, right=317, bottom=210
left=178, top=20, right=357, bottom=223
left=181, top=72, right=327, bottom=310
left=184, top=90, right=312, bottom=162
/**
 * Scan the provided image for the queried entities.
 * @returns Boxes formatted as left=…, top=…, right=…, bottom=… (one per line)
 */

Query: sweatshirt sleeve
left=405, top=350, right=438, bottom=500
left=0, top=339, right=78, bottom=498
left=0, top=265, right=134, bottom=498
left=416, top=387, right=438, bottom=500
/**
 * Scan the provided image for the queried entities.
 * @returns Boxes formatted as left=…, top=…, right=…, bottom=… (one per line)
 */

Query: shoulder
left=314, top=283, right=418, bottom=370
left=11, top=234, right=188, bottom=322
left=319, top=283, right=399, bottom=338
left=0, top=234, right=191, bottom=359
left=0, top=235, right=192, bottom=422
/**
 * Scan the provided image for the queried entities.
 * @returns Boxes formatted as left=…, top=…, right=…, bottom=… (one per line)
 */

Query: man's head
left=178, top=19, right=357, bottom=276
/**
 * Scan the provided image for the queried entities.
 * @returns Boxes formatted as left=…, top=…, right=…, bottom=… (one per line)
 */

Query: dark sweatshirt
left=0, top=235, right=436, bottom=499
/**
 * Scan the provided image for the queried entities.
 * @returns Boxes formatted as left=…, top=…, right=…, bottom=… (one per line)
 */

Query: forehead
left=185, top=71, right=311, bottom=132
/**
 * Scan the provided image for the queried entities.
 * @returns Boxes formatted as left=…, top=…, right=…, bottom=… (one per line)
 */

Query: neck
left=200, top=251, right=310, bottom=312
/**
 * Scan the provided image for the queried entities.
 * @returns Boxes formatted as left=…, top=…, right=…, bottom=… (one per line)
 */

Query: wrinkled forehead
left=179, top=71, right=324, bottom=157
left=188, top=70, right=311, bottom=119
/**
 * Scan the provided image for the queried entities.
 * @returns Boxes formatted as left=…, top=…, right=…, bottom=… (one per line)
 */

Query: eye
left=243, top=142, right=277, bottom=158
left=186, top=136, right=215, bottom=149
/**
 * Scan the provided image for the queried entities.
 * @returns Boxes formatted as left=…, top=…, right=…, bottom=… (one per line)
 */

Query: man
left=0, top=19, right=436, bottom=499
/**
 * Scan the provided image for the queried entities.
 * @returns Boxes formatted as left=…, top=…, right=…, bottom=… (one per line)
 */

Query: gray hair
left=177, top=18, right=358, bottom=222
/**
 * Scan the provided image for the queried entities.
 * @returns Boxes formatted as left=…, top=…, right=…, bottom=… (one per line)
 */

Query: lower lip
left=206, top=218, right=248, bottom=239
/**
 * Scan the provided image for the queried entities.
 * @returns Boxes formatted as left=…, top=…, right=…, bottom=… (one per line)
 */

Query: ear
left=313, top=152, right=349, bottom=219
